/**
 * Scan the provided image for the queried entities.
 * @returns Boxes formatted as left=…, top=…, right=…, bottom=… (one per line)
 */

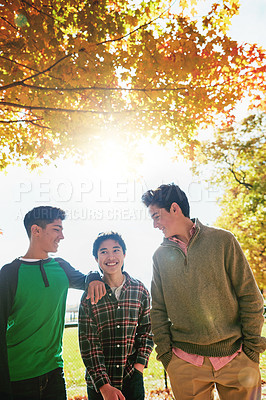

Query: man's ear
left=31, top=224, right=41, bottom=237
left=170, top=202, right=181, bottom=214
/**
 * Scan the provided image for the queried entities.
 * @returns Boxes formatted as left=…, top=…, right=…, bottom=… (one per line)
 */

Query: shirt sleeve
left=134, top=288, right=154, bottom=367
left=57, top=258, right=102, bottom=292
left=56, top=258, right=86, bottom=290
left=0, top=260, right=20, bottom=398
left=85, top=271, right=102, bottom=285
left=78, top=294, right=111, bottom=391
left=225, top=234, right=266, bottom=362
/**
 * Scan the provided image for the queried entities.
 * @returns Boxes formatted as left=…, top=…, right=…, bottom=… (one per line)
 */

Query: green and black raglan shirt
left=0, top=257, right=86, bottom=396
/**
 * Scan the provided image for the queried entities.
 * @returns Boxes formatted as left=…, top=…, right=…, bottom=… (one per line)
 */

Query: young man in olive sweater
left=142, top=183, right=266, bottom=400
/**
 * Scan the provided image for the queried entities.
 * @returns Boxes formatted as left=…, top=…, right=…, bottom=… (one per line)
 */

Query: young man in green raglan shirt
left=142, top=183, right=266, bottom=400
left=0, top=206, right=105, bottom=400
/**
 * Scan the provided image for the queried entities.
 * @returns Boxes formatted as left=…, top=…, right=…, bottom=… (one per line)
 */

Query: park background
left=0, top=0, right=265, bottom=398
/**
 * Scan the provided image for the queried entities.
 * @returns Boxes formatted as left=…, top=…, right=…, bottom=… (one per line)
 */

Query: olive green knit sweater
left=151, top=219, right=266, bottom=369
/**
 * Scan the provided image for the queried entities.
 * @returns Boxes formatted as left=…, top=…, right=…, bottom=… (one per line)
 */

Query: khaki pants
left=167, top=351, right=261, bottom=400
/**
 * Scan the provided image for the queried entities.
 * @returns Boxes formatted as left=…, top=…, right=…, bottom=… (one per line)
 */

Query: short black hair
left=92, top=231, right=127, bottom=259
left=24, top=206, right=66, bottom=238
left=142, top=183, right=190, bottom=217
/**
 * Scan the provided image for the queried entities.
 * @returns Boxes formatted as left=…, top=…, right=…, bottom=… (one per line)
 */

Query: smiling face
left=148, top=203, right=180, bottom=238
left=36, top=219, right=64, bottom=255
left=96, top=239, right=125, bottom=278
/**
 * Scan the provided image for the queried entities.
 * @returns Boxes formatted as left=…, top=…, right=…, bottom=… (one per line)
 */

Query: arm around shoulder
left=56, top=258, right=86, bottom=290
left=85, top=271, right=106, bottom=304
left=57, top=258, right=106, bottom=301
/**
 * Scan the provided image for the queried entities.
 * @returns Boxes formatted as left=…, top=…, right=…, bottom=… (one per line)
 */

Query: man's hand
left=100, top=383, right=125, bottom=400
left=134, top=363, right=144, bottom=374
left=86, top=280, right=106, bottom=304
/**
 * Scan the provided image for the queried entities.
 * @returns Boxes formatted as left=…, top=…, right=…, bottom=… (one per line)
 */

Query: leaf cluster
left=198, top=113, right=266, bottom=288
left=0, top=0, right=265, bottom=168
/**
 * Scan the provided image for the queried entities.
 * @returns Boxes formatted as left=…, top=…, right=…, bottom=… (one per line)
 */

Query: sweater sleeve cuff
left=158, top=350, right=173, bottom=370
left=243, top=345, right=260, bottom=364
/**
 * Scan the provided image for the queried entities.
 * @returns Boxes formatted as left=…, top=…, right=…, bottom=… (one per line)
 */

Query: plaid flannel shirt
left=78, top=272, right=153, bottom=391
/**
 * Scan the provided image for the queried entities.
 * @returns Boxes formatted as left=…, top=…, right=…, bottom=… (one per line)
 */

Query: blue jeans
left=87, top=369, right=145, bottom=400
left=10, top=368, right=66, bottom=400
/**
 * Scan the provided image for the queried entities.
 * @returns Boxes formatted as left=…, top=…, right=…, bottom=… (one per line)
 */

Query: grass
left=63, top=327, right=87, bottom=398
left=63, top=324, right=266, bottom=399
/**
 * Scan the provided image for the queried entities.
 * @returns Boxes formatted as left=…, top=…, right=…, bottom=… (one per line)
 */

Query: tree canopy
left=1, top=0, right=266, bottom=168
left=198, top=112, right=266, bottom=289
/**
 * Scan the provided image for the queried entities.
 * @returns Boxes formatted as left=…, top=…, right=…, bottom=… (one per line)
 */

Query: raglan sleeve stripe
left=56, top=258, right=86, bottom=290
left=0, top=260, right=20, bottom=397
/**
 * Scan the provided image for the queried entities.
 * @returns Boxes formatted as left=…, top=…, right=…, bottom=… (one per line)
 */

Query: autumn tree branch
left=0, top=53, right=73, bottom=91
left=0, top=101, right=170, bottom=114
left=20, top=0, right=64, bottom=23
left=0, top=16, right=18, bottom=30
left=0, top=1, right=175, bottom=92
left=0, top=118, right=44, bottom=124
left=0, top=56, right=39, bottom=72
left=6, top=82, right=189, bottom=92
left=28, top=120, right=50, bottom=129
left=228, top=167, right=253, bottom=190
left=0, top=67, right=256, bottom=93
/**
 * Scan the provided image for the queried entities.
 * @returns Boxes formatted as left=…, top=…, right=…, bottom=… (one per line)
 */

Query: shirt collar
left=169, top=221, right=196, bottom=244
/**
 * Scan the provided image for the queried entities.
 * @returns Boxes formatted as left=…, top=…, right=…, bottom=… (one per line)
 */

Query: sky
left=0, top=0, right=265, bottom=305
left=0, top=143, right=222, bottom=304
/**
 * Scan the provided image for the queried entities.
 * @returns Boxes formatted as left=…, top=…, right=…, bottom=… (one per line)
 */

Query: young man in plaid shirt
left=78, top=232, right=153, bottom=400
